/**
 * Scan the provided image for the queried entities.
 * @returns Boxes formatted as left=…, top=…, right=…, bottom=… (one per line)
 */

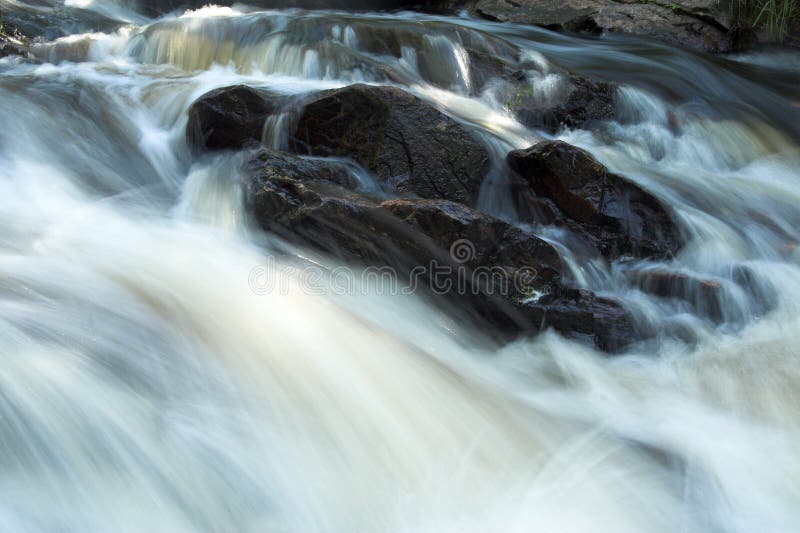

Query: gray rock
left=472, top=0, right=741, bottom=53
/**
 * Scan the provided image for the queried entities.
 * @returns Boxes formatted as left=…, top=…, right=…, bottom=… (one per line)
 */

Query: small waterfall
left=418, top=34, right=472, bottom=94
left=262, top=111, right=291, bottom=150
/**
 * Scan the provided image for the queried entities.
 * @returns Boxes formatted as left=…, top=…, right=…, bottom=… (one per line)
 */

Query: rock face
left=509, top=76, right=617, bottom=133
left=245, top=149, right=642, bottom=351
left=246, top=149, right=560, bottom=280
left=471, top=0, right=739, bottom=53
left=289, top=84, right=490, bottom=205
left=508, top=141, right=683, bottom=260
left=187, top=85, right=276, bottom=153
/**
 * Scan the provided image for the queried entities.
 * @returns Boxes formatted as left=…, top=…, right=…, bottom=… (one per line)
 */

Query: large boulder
left=246, top=150, right=560, bottom=281
left=289, top=84, right=490, bottom=205
left=186, top=85, right=277, bottom=153
left=471, top=0, right=741, bottom=53
left=245, top=149, right=644, bottom=351
left=508, top=141, right=683, bottom=260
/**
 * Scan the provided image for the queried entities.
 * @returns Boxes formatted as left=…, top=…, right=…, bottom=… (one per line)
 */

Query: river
left=1, top=2, right=800, bottom=531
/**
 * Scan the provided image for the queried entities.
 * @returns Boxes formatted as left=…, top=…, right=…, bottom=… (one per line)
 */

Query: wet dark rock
left=471, top=0, right=740, bottom=53
left=626, top=268, right=726, bottom=321
left=246, top=150, right=560, bottom=282
left=187, top=85, right=278, bottom=153
left=510, top=76, right=617, bottom=133
left=466, top=49, right=520, bottom=93
left=247, top=149, right=360, bottom=190
left=0, top=20, right=30, bottom=58
left=289, top=84, right=490, bottom=205
left=731, top=264, right=778, bottom=317
left=380, top=198, right=564, bottom=290
left=626, top=264, right=780, bottom=327
left=508, top=140, right=683, bottom=260
left=519, top=288, right=640, bottom=352
left=245, top=149, right=645, bottom=352
left=1, top=5, right=120, bottom=41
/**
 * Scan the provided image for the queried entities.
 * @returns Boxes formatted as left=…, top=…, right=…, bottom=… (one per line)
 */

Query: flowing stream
left=1, top=2, right=800, bottom=532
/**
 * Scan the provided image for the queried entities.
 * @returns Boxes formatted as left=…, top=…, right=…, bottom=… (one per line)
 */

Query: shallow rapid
left=1, top=2, right=800, bottom=532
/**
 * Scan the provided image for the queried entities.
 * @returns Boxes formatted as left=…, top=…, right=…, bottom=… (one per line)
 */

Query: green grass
left=733, top=0, right=798, bottom=42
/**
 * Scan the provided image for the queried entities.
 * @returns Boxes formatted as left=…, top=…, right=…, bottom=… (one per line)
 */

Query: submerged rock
left=624, top=264, right=780, bottom=331
left=187, top=85, right=278, bottom=153
left=245, top=149, right=645, bottom=351
left=508, top=140, right=683, bottom=260
left=626, top=267, right=726, bottom=321
left=471, top=0, right=740, bottom=53
left=289, top=84, right=490, bottom=205
left=509, top=76, right=617, bottom=133
left=730, top=264, right=778, bottom=317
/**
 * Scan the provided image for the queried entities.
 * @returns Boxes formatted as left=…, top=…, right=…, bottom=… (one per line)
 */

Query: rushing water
left=1, top=2, right=800, bottom=531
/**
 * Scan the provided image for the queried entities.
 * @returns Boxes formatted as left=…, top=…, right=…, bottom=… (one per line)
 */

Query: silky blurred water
left=1, top=2, right=799, bottom=532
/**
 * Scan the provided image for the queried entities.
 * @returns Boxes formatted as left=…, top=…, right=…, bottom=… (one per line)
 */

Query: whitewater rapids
left=0, top=2, right=799, bottom=532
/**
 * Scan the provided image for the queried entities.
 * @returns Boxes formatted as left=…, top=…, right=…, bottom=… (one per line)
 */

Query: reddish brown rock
left=245, top=148, right=644, bottom=352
